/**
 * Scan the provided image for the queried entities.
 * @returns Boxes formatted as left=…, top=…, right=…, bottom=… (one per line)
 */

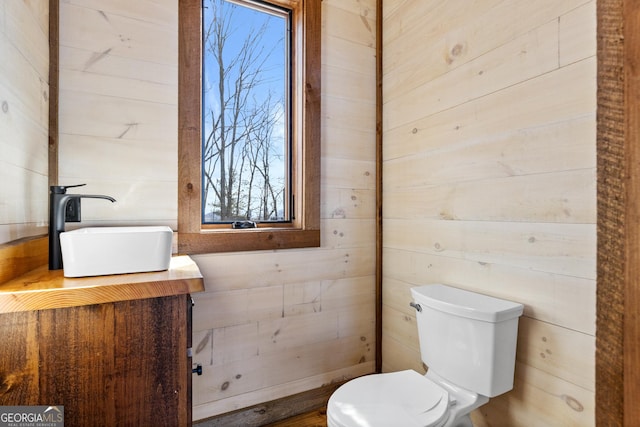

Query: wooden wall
left=58, top=0, right=178, bottom=227
left=50, top=0, right=599, bottom=424
left=0, top=2, right=49, bottom=244
left=56, top=0, right=378, bottom=421
left=191, top=0, right=378, bottom=418
left=381, top=1, right=596, bottom=426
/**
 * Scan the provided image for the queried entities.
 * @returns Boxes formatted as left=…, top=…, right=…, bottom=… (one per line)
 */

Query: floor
left=263, top=407, right=327, bottom=427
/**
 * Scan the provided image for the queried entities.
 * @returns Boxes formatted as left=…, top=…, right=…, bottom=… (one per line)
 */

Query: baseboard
left=194, top=381, right=345, bottom=427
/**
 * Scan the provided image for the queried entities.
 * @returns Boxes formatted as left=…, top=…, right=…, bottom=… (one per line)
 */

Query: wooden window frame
left=178, top=0, right=320, bottom=254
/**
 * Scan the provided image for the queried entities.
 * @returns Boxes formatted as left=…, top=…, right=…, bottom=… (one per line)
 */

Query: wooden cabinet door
left=0, top=295, right=192, bottom=426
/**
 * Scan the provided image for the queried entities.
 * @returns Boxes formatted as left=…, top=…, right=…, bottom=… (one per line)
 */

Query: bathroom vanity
left=0, top=254, right=204, bottom=426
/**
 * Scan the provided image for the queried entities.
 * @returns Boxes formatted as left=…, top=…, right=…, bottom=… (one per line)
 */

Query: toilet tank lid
left=411, top=284, right=524, bottom=323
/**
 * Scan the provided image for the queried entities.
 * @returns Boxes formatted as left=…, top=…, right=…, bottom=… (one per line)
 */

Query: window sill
left=177, top=228, right=320, bottom=254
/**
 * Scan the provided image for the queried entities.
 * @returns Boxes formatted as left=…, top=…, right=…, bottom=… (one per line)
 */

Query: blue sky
left=202, top=0, right=289, bottom=221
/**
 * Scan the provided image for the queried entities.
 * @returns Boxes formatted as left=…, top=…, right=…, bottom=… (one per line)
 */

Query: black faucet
left=49, top=184, right=116, bottom=270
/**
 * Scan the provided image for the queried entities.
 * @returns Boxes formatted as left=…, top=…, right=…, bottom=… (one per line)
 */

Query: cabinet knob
left=192, top=364, right=203, bottom=376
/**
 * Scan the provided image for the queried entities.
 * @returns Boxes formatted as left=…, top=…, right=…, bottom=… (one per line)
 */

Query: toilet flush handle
left=409, top=302, right=422, bottom=312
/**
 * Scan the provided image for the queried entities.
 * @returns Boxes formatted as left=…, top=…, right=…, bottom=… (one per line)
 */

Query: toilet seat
left=327, top=370, right=450, bottom=427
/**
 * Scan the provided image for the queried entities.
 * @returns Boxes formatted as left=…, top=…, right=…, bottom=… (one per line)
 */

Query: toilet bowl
left=326, top=284, right=523, bottom=427
left=327, top=370, right=450, bottom=427
left=327, top=369, right=489, bottom=427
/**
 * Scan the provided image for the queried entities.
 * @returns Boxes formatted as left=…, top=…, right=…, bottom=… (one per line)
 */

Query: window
left=178, top=0, right=320, bottom=253
left=202, top=0, right=290, bottom=225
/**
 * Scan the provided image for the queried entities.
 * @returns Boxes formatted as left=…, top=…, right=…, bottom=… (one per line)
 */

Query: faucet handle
left=50, top=184, right=86, bottom=194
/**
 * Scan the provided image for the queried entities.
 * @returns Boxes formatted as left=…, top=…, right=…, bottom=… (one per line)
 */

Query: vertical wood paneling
left=382, top=1, right=596, bottom=426
left=38, top=304, right=117, bottom=423
left=113, top=296, right=189, bottom=426
left=2, top=296, right=192, bottom=426
left=0, top=310, right=40, bottom=405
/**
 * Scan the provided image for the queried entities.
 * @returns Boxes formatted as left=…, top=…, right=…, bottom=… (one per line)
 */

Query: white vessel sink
left=60, top=226, right=173, bottom=277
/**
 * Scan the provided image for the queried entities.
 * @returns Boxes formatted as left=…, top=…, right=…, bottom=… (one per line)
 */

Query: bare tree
left=202, top=0, right=286, bottom=222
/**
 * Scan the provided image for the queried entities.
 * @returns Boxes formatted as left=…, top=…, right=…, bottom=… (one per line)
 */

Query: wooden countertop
left=0, top=255, right=204, bottom=314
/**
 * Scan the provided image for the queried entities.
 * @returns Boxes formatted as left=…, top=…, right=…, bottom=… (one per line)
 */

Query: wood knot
left=445, top=43, right=467, bottom=64
left=0, top=372, right=21, bottom=394
left=450, top=43, right=464, bottom=57
left=561, top=395, right=584, bottom=412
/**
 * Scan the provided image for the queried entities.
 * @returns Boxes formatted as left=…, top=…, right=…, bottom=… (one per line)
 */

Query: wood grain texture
left=263, top=407, right=327, bottom=427
left=49, top=0, right=58, bottom=188
left=375, top=0, right=383, bottom=374
left=195, top=383, right=340, bottom=427
left=38, top=304, right=117, bottom=422
left=178, top=229, right=320, bottom=254
left=596, top=0, right=625, bottom=425
left=0, top=255, right=204, bottom=313
left=177, top=0, right=201, bottom=235
left=1, top=295, right=193, bottom=426
left=112, top=296, right=189, bottom=426
left=381, top=1, right=597, bottom=426
left=57, top=0, right=178, bottom=227
left=0, top=1, right=49, bottom=243
left=177, top=0, right=321, bottom=253
left=0, top=235, right=48, bottom=285
left=0, top=310, right=40, bottom=405
left=301, top=0, right=321, bottom=231
left=623, top=0, right=640, bottom=424
left=57, top=0, right=378, bottom=421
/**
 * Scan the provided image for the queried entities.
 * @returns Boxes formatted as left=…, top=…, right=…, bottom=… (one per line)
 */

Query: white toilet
left=327, top=284, right=524, bottom=427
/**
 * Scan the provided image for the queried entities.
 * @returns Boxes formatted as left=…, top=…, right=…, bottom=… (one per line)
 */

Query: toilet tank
left=411, top=284, right=524, bottom=397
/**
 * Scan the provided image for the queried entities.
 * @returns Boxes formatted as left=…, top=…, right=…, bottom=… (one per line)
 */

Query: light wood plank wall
left=58, top=0, right=178, bottom=227
left=57, top=0, right=378, bottom=420
left=382, top=1, right=596, bottom=426
left=0, top=2, right=49, bottom=244
left=191, top=1, right=378, bottom=418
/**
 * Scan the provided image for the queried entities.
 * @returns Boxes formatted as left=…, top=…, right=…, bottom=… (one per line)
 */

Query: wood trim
left=623, top=0, right=640, bottom=424
left=177, top=0, right=321, bottom=254
left=375, top=0, right=382, bottom=374
left=187, top=293, right=194, bottom=425
left=178, top=229, right=319, bottom=254
left=48, top=0, right=58, bottom=187
left=193, top=381, right=344, bottom=427
left=596, top=0, right=637, bottom=424
left=301, top=0, right=321, bottom=231
left=178, top=0, right=202, bottom=236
